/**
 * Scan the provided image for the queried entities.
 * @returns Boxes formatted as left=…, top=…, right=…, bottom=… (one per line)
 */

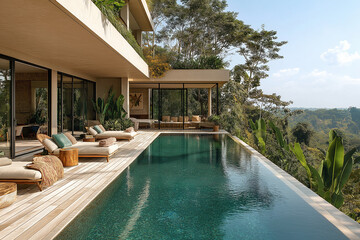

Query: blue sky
left=225, top=0, right=360, bottom=108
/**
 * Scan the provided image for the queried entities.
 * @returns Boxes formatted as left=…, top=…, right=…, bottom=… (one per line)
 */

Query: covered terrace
left=129, top=69, right=229, bottom=129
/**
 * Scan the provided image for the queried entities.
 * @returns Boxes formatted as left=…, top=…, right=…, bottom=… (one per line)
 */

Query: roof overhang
left=129, top=0, right=154, bottom=31
left=129, top=69, right=230, bottom=88
left=0, top=0, right=149, bottom=80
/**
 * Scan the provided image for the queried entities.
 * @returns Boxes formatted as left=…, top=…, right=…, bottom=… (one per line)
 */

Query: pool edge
left=229, top=134, right=360, bottom=240
left=49, top=132, right=161, bottom=239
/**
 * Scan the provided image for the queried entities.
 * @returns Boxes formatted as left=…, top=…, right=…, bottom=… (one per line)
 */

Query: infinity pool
left=56, top=134, right=349, bottom=240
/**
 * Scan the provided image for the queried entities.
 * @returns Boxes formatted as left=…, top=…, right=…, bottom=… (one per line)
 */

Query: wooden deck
left=0, top=131, right=160, bottom=240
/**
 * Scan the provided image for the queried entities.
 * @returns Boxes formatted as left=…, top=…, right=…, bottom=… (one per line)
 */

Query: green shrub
left=91, top=0, right=145, bottom=60
left=103, top=118, right=134, bottom=131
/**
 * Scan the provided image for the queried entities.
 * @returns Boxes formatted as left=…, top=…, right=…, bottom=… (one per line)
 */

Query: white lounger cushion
left=96, top=131, right=137, bottom=139
left=0, top=157, right=12, bottom=166
left=0, top=162, right=42, bottom=180
left=88, top=127, right=98, bottom=136
left=52, top=142, right=119, bottom=156
left=43, top=138, right=59, bottom=153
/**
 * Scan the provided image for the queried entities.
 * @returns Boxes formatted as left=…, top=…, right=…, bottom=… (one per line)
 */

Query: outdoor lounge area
left=0, top=0, right=360, bottom=239
left=128, top=69, right=229, bottom=130
left=0, top=130, right=359, bottom=240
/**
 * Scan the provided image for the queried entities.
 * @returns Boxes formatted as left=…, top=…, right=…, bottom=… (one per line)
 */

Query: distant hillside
left=288, top=107, right=360, bottom=149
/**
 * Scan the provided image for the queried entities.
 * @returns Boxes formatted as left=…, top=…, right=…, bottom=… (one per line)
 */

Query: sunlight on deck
left=0, top=131, right=160, bottom=240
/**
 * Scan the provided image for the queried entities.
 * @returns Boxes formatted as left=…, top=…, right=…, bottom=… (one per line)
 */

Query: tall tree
left=292, top=122, right=314, bottom=146
left=156, top=0, right=248, bottom=60
left=232, top=26, right=287, bottom=98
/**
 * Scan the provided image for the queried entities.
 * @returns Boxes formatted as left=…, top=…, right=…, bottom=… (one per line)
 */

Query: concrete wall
left=96, top=78, right=122, bottom=99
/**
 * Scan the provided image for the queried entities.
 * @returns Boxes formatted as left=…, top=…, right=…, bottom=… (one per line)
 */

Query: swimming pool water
left=56, top=134, right=349, bottom=240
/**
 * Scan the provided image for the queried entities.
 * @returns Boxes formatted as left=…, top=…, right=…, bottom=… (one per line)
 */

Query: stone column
left=208, top=88, right=212, bottom=117
left=121, top=78, right=130, bottom=118
left=50, top=70, right=58, bottom=134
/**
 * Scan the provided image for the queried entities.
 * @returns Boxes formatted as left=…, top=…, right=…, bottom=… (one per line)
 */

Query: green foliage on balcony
left=92, top=0, right=145, bottom=60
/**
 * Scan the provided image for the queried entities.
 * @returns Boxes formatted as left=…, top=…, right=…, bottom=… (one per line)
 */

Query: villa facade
left=0, top=0, right=228, bottom=158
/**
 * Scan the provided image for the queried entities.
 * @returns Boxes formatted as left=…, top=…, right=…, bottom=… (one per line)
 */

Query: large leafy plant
left=105, top=88, right=127, bottom=120
left=249, top=118, right=266, bottom=154
left=92, top=97, right=109, bottom=124
left=290, top=130, right=360, bottom=208
left=92, top=87, right=127, bottom=123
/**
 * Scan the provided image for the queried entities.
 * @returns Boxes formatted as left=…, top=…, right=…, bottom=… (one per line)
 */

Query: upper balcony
left=0, top=0, right=150, bottom=79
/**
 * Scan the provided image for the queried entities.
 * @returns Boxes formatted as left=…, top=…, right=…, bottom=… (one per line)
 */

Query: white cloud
left=320, top=40, right=360, bottom=65
left=273, top=67, right=300, bottom=77
left=308, top=69, right=332, bottom=78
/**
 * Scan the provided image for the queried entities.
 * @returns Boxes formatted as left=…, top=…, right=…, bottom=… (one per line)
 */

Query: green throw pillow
left=93, top=125, right=103, bottom=134
left=52, top=133, right=73, bottom=148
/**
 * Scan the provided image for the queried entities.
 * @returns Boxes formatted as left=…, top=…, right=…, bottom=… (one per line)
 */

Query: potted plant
left=208, top=115, right=221, bottom=132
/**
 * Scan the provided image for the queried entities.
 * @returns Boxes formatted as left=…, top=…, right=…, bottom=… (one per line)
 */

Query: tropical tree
left=292, top=122, right=314, bottom=146
left=155, top=0, right=248, bottom=60
left=232, top=26, right=287, bottom=98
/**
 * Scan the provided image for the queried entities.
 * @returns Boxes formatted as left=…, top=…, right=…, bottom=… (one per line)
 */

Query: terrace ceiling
left=129, top=69, right=230, bottom=89
left=0, top=0, right=149, bottom=80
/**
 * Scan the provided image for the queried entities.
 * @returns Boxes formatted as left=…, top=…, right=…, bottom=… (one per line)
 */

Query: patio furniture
left=37, top=134, right=119, bottom=162
left=83, top=137, right=95, bottom=142
left=59, top=148, right=78, bottom=167
left=86, top=127, right=138, bottom=141
left=15, top=126, right=24, bottom=139
left=162, top=116, right=170, bottom=122
left=130, top=118, right=154, bottom=130
left=178, top=116, right=189, bottom=122
left=0, top=182, right=17, bottom=208
left=0, top=161, right=43, bottom=191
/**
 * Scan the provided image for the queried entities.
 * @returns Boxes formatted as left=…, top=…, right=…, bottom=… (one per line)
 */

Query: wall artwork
left=130, top=92, right=143, bottom=110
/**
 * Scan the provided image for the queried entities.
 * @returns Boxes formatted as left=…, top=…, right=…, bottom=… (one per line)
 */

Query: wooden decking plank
left=0, top=161, right=100, bottom=222
left=0, top=162, right=109, bottom=238
left=0, top=132, right=159, bottom=240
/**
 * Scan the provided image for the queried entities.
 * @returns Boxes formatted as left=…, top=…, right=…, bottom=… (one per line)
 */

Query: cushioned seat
left=95, top=131, right=138, bottom=140
left=0, top=162, right=42, bottom=180
left=52, top=142, right=119, bottom=156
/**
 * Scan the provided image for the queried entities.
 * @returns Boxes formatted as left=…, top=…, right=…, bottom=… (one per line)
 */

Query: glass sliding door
left=57, top=73, right=95, bottom=136
left=85, top=81, right=96, bottom=125
left=0, top=58, right=12, bottom=157
left=62, top=75, right=73, bottom=133
left=73, top=78, right=85, bottom=134
left=14, top=61, right=49, bottom=156
left=57, top=73, right=62, bottom=133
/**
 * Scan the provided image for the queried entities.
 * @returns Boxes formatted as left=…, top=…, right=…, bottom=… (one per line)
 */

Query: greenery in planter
left=92, top=97, right=109, bottom=124
left=92, top=87, right=128, bottom=124
left=93, top=87, right=134, bottom=130
left=103, top=118, right=134, bottom=131
left=91, top=0, right=145, bottom=60
left=208, top=115, right=221, bottom=126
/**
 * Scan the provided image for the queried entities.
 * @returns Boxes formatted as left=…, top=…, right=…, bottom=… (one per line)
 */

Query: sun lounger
left=37, top=134, right=120, bottom=162
left=0, top=161, right=42, bottom=191
left=94, top=131, right=137, bottom=140
left=86, top=126, right=138, bottom=141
